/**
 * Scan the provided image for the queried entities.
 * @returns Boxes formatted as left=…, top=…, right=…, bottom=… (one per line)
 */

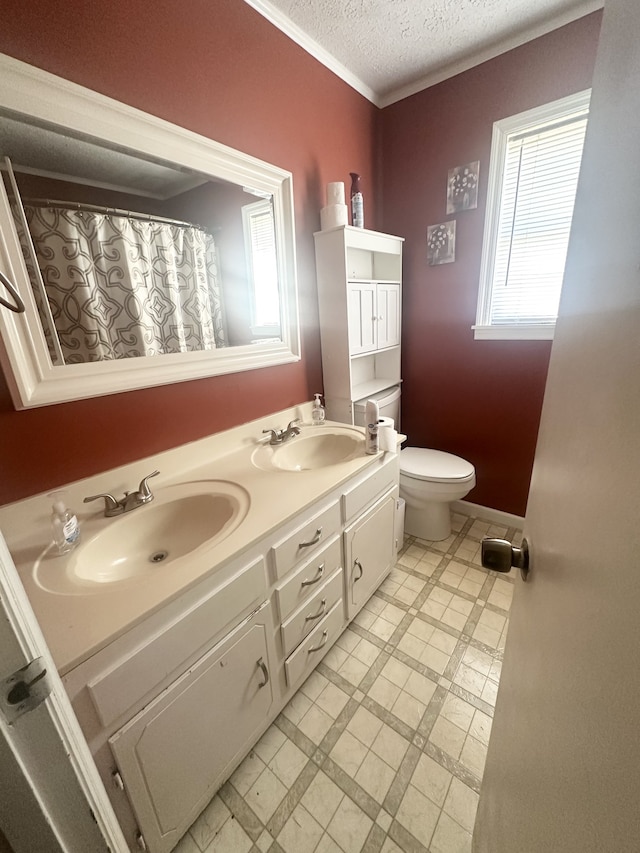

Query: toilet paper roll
left=378, top=425, right=398, bottom=453
left=377, top=416, right=395, bottom=430
left=321, top=203, right=348, bottom=230
left=326, top=181, right=345, bottom=205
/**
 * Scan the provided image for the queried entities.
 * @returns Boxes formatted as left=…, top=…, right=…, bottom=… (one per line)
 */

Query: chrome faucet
left=262, top=419, right=301, bottom=446
left=84, top=470, right=160, bottom=517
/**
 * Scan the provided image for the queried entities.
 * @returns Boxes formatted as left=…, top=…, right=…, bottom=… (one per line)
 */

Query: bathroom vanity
left=0, top=406, right=400, bottom=853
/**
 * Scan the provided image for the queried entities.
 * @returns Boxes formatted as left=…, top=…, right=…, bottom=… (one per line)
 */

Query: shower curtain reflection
left=18, top=204, right=227, bottom=364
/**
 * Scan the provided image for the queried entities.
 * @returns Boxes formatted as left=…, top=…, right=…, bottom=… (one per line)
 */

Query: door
left=376, top=283, right=401, bottom=350
left=474, top=2, right=640, bottom=850
left=348, top=281, right=377, bottom=354
left=344, top=489, right=397, bottom=617
left=110, top=605, right=274, bottom=853
left=0, top=533, right=126, bottom=853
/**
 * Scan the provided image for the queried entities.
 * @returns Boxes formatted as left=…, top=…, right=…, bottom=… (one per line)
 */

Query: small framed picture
left=427, top=221, right=456, bottom=265
left=446, top=160, right=479, bottom=213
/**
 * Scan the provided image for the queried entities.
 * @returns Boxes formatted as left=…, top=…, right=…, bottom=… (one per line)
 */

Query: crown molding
left=244, top=0, right=603, bottom=110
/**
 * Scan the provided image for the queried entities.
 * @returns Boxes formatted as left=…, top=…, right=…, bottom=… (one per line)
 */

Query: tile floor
left=175, top=513, right=519, bottom=853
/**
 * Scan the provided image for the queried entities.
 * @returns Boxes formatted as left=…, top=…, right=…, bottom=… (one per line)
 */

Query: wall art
left=427, top=221, right=456, bottom=265
left=446, top=160, right=479, bottom=213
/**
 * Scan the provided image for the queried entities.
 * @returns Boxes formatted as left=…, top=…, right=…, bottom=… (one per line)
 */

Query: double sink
left=34, top=426, right=364, bottom=593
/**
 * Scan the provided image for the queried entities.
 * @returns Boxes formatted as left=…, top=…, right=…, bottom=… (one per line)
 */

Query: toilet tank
left=353, top=385, right=401, bottom=427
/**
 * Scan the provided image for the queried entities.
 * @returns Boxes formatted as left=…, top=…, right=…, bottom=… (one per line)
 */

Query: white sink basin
left=34, top=480, right=249, bottom=594
left=252, top=426, right=363, bottom=472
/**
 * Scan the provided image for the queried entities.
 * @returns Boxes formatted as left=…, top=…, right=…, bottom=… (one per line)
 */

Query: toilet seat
left=400, top=447, right=475, bottom=484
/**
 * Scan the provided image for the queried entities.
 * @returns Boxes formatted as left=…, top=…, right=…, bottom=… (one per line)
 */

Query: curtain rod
left=22, top=198, right=221, bottom=234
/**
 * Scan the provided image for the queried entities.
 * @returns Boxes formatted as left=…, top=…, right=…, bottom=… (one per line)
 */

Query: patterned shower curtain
left=20, top=205, right=227, bottom=364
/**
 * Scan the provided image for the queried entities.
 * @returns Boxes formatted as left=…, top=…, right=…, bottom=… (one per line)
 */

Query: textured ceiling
left=245, top=0, right=603, bottom=105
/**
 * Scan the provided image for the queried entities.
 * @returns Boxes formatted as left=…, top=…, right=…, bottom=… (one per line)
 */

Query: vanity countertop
left=0, top=403, right=401, bottom=674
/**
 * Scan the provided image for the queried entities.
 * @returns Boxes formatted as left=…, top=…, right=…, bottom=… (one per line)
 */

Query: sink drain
left=149, top=550, right=169, bottom=563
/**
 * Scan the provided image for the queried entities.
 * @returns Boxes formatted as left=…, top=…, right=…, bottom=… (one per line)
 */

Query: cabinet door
left=109, top=604, right=274, bottom=853
left=376, top=283, right=401, bottom=350
left=344, top=490, right=397, bottom=619
left=348, top=282, right=377, bottom=354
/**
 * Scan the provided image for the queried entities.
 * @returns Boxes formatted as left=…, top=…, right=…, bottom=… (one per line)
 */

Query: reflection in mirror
left=0, top=116, right=282, bottom=366
left=0, top=53, right=299, bottom=409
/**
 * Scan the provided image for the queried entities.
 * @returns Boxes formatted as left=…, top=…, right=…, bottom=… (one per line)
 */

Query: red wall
left=380, top=12, right=602, bottom=516
left=0, top=0, right=378, bottom=505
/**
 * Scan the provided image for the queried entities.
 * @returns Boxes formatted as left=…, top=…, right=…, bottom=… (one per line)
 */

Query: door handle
left=353, top=559, right=364, bottom=582
left=256, top=657, right=269, bottom=688
left=481, top=537, right=529, bottom=581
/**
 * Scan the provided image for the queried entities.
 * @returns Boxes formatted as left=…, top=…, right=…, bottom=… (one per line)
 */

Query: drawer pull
left=299, top=527, right=323, bottom=549
left=301, top=563, right=325, bottom=587
left=305, top=598, right=327, bottom=622
left=257, top=657, right=269, bottom=688
left=307, top=630, right=329, bottom=654
left=354, top=559, right=364, bottom=582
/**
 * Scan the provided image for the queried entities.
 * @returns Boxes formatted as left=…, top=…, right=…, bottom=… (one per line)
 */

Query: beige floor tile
left=381, top=657, right=413, bottom=688
left=336, top=629, right=360, bottom=653
left=203, top=814, right=252, bottom=853
left=174, top=833, right=199, bottom=853
left=407, top=616, right=436, bottom=643
left=368, top=675, right=402, bottom=710
left=472, top=622, right=501, bottom=648
left=391, top=690, right=425, bottom=728
left=429, top=715, right=466, bottom=760
left=256, top=829, right=273, bottom=852
left=430, top=810, right=473, bottom=853
left=469, top=709, right=492, bottom=746
left=370, top=724, right=409, bottom=771
left=301, top=771, right=344, bottom=828
left=395, top=784, right=440, bottom=848
left=403, top=670, right=438, bottom=705
left=269, top=738, right=308, bottom=788
left=461, top=646, right=493, bottom=677
left=322, top=644, right=349, bottom=672
left=189, top=795, right=230, bottom=850
left=420, top=644, right=450, bottom=674
left=352, top=637, right=381, bottom=666
left=369, top=616, right=397, bottom=641
left=298, top=703, right=334, bottom=744
left=355, top=750, right=396, bottom=803
left=330, top=730, right=368, bottom=778
left=410, top=753, right=452, bottom=807
left=443, top=777, right=479, bottom=834
left=253, top=726, right=287, bottom=764
left=431, top=628, right=458, bottom=655
left=460, top=733, right=488, bottom=778
left=440, top=693, right=476, bottom=733
left=245, top=766, right=287, bottom=823
left=277, top=804, right=324, bottom=853
left=453, top=662, right=487, bottom=697
left=337, top=654, right=370, bottom=686
left=230, top=750, right=266, bottom=796
left=316, top=681, right=350, bottom=719
left=300, top=671, right=330, bottom=702
left=326, top=796, right=373, bottom=852
left=282, top=691, right=313, bottom=725
left=347, top=705, right=384, bottom=748
left=381, top=838, right=404, bottom=853
left=316, top=833, right=345, bottom=853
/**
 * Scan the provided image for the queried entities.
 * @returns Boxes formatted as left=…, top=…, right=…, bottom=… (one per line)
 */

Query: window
left=474, top=90, right=590, bottom=340
left=242, top=198, right=281, bottom=339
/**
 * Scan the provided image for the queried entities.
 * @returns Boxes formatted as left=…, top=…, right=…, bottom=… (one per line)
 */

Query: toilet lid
left=400, top=447, right=475, bottom=483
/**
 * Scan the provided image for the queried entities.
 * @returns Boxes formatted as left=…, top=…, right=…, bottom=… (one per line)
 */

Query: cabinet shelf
left=352, top=377, right=401, bottom=402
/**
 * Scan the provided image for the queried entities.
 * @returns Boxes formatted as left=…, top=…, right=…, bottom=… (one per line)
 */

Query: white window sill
left=472, top=324, right=555, bottom=341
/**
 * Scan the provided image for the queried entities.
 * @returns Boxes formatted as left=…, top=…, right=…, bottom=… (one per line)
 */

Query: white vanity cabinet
left=315, top=225, right=404, bottom=424
left=61, top=451, right=400, bottom=853
left=109, top=603, right=274, bottom=853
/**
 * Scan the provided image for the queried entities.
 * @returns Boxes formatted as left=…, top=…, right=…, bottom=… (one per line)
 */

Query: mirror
left=0, top=54, right=300, bottom=408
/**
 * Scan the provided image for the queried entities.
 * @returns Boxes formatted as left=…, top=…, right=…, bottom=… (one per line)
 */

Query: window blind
left=489, top=113, right=588, bottom=325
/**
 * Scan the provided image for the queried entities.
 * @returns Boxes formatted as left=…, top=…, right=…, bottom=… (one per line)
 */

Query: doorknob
left=481, top=537, right=529, bottom=581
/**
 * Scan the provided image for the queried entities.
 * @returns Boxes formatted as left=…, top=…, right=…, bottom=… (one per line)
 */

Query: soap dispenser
left=312, top=393, right=326, bottom=425
left=50, top=491, right=80, bottom=554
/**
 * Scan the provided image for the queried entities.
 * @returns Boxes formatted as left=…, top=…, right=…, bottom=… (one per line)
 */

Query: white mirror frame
left=0, top=54, right=300, bottom=409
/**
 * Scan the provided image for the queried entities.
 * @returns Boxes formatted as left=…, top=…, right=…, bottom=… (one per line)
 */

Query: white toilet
left=399, top=447, right=476, bottom=541
left=353, top=385, right=475, bottom=541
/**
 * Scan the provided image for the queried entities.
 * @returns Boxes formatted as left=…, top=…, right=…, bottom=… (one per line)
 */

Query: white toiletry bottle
left=311, top=393, right=326, bottom=425
left=50, top=491, right=80, bottom=554
left=364, top=399, right=380, bottom=454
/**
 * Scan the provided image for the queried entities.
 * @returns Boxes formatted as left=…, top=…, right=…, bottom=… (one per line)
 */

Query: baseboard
left=452, top=500, right=525, bottom=530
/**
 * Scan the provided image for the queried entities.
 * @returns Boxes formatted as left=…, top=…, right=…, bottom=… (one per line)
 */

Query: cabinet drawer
left=284, top=601, right=345, bottom=687
left=88, top=557, right=266, bottom=728
left=275, top=535, right=342, bottom=621
left=271, top=501, right=340, bottom=580
left=342, top=456, right=398, bottom=523
left=280, top=567, right=343, bottom=657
